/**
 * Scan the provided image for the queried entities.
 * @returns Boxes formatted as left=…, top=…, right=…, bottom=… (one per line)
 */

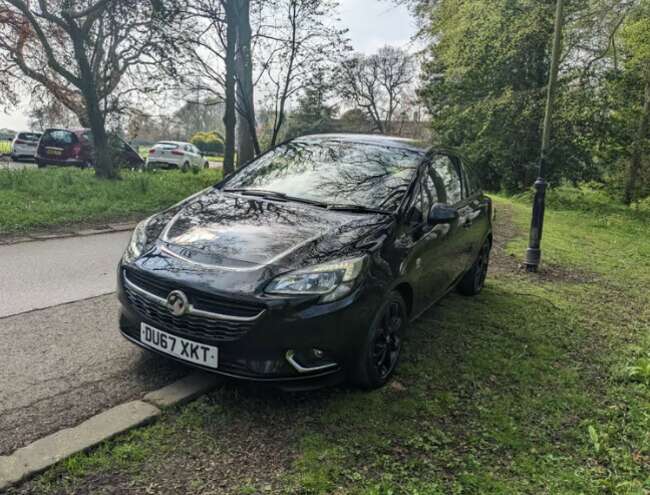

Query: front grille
left=124, top=267, right=262, bottom=318
left=122, top=270, right=263, bottom=342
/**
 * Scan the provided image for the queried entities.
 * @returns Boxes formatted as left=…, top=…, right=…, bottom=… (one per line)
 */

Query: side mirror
left=428, top=203, right=458, bottom=224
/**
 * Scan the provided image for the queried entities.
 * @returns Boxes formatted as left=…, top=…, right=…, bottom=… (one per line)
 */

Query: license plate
left=47, top=149, right=62, bottom=156
left=140, top=323, right=218, bottom=369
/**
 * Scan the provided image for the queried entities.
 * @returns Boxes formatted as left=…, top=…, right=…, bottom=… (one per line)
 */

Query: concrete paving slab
left=0, top=401, right=160, bottom=490
left=144, top=372, right=222, bottom=408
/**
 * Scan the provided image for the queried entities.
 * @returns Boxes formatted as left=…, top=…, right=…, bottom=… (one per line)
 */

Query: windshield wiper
left=223, top=188, right=287, bottom=199
left=222, top=188, right=329, bottom=208
left=326, top=204, right=392, bottom=215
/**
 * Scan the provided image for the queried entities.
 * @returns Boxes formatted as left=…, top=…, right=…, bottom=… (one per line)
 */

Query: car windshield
left=223, top=139, right=424, bottom=211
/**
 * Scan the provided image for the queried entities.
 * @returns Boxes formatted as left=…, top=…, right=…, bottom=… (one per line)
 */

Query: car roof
left=43, top=128, right=87, bottom=133
left=155, top=141, right=190, bottom=145
left=295, top=133, right=429, bottom=152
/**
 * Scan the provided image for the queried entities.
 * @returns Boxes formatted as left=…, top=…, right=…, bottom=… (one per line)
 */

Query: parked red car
left=35, top=128, right=144, bottom=169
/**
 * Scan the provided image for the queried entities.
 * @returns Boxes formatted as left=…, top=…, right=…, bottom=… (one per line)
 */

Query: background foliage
left=415, top=0, right=650, bottom=201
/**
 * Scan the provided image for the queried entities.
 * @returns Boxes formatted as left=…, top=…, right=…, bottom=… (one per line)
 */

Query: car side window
left=463, top=162, right=480, bottom=196
left=406, top=182, right=426, bottom=225
left=424, top=166, right=447, bottom=205
left=431, top=155, right=462, bottom=204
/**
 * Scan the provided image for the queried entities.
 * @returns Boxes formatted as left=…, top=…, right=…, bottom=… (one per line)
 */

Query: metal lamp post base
left=523, top=177, right=548, bottom=273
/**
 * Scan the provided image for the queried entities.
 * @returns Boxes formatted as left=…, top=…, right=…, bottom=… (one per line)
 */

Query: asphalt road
left=0, top=232, right=189, bottom=454
left=0, top=231, right=131, bottom=317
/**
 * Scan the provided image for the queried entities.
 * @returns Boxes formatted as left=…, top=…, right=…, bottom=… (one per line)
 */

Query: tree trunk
left=79, top=79, right=117, bottom=179
left=86, top=96, right=115, bottom=179
left=235, top=0, right=258, bottom=166
left=624, top=79, right=650, bottom=205
left=68, top=22, right=117, bottom=179
left=270, top=1, right=297, bottom=147
left=222, top=0, right=238, bottom=176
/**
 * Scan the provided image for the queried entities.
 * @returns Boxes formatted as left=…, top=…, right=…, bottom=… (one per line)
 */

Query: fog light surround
left=285, top=349, right=338, bottom=374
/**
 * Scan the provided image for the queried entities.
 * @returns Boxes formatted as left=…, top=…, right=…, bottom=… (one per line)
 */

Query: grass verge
left=0, top=167, right=222, bottom=234
left=8, top=192, right=649, bottom=494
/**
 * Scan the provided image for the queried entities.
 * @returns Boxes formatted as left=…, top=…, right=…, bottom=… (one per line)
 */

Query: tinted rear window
left=41, top=130, right=77, bottom=146
left=18, top=132, right=41, bottom=141
left=155, top=142, right=179, bottom=150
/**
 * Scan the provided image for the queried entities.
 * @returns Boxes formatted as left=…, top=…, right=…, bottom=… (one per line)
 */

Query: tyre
left=352, top=291, right=407, bottom=389
left=181, top=161, right=190, bottom=172
left=10, top=154, right=18, bottom=162
left=457, top=239, right=491, bottom=296
left=37, top=161, right=46, bottom=169
left=204, top=161, right=210, bottom=169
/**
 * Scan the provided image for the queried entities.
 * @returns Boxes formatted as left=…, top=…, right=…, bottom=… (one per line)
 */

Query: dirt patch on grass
left=489, top=202, right=523, bottom=276
left=489, top=202, right=597, bottom=284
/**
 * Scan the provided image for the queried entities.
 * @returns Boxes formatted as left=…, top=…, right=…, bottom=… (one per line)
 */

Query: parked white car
left=145, top=141, right=209, bottom=170
left=11, top=131, right=42, bottom=161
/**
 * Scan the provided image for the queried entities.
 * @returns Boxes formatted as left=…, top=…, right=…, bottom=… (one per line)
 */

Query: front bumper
left=117, top=264, right=380, bottom=389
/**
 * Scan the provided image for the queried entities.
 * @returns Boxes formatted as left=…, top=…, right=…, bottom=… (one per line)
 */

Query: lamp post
left=524, top=0, right=565, bottom=273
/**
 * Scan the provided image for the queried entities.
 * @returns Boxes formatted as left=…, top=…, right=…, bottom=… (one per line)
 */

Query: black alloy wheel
left=458, top=239, right=491, bottom=296
left=353, top=291, right=406, bottom=389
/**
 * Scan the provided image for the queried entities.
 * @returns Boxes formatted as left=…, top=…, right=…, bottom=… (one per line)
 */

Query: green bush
left=190, top=131, right=224, bottom=155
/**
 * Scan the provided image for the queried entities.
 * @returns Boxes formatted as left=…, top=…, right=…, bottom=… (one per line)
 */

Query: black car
left=117, top=134, right=492, bottom=390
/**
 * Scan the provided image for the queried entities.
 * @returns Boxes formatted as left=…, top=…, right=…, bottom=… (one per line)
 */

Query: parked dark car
left=117, top=134, right=492, bottom=390
left=35, top=128, right=144, bottom=169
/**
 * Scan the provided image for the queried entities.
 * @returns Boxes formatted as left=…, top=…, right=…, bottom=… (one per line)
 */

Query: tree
left=409, top=0, right=650, bottom=197
left=257, top=0, right=348, bottom=148
left=0, top=0, right=179, bottom=178
left=184, top=0, right=252, bottom=173
left=282, top=70, right=337, bottom=140
left=337, top=108, right=373, bottom=133
left=233, top=0, right=258, bottom=165
left=619, top=1, right=650, bottom=203
left=27, top=87, right=78, bottom=130
left=339, top=46, right=415, bottom=135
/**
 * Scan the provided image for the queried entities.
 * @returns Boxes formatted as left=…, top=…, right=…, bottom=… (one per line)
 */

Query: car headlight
left=122, top=217, right=153, bottom=263
left=265, top=256, right=367, bottom=303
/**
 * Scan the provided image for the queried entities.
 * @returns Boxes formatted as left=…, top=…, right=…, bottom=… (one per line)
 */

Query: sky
left=0, top=0, right=417, bottom=131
